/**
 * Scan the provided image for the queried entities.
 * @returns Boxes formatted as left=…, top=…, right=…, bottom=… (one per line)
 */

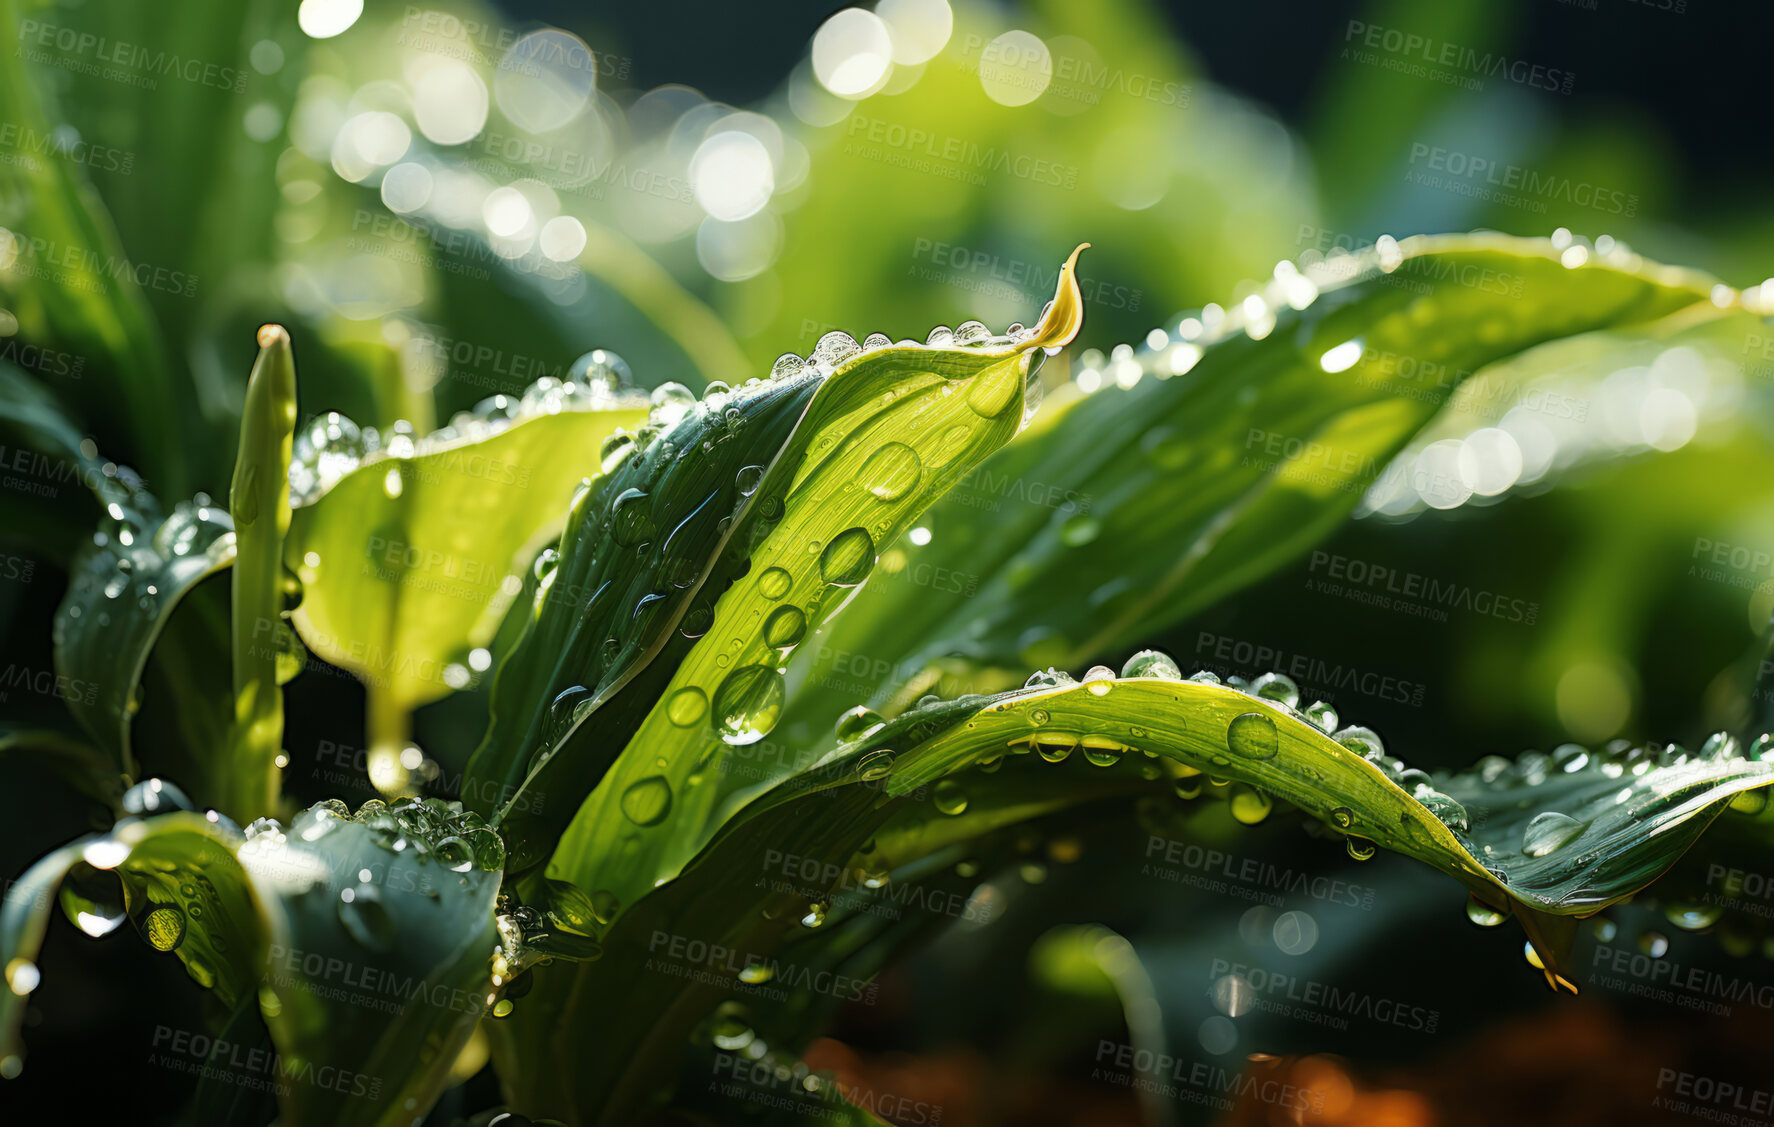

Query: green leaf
left=2, top=792, right=504, bottom=1126
left=224, top=326, right=297, bottom=821
left=789, top=234, right=1730, bottom=726
left=475, top=248, right=1089, bottom=881
left=0, top=0, right=184, bottom=492
left=2, top=808, right=262, bottom=1075
left=494, top=660, right=1772, bottom=1119
left=241, top=804, right=502, bottom=1127
left=53, top=491, right=236, bottom=778
left=284, top=378, right=652, bottom=790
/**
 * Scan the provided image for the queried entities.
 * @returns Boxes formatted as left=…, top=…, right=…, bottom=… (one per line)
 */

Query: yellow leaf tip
left=256, top=324, right=289, bottom=349
left=1026, top=243, right=1090, bottom=351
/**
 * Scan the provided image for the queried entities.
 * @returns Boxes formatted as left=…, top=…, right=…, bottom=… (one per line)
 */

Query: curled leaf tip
left=256, top=324, right=290, bottom=349
left=1027, top=243, right=1090, bottom=350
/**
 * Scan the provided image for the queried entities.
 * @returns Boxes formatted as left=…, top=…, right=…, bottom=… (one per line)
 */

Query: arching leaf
left=788, top=235, right=1731, bottom=728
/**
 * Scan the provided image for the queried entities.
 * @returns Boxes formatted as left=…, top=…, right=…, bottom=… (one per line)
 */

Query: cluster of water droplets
left=55, top=477, right=237, bottom=665
left=828, top=648, right=1481, bottom=863
left=529, top=314, right=1061, bottom=798
left=286, top=350, right=644, bottom=507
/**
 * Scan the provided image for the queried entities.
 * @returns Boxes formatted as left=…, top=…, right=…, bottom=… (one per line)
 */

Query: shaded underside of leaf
left=494, top=667, right=1770, bottom=1120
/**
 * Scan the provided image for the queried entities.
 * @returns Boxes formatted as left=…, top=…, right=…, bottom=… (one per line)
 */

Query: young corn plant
left=4, top=234, right=1773, bottom=1126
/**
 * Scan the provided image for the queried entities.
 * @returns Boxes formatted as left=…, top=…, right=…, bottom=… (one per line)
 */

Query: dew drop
left=1082, top=665, right=1115, bottom=695
left=856, top=749, right=895, bottom=781
left=144, top=906, right=187, bottom=952
left=1329, top=806, right=1354, bottom=829
left=859, top=443, right=921, bottom=501
left=60, top=863, right=126, bottom=938
left=465, top=827, right=505, bottom=871
left=933, top=780, right=968, bottom=815
left=1345, top=836, right=1376, bottom=861
left=835, top=706, right=884, bottom=741
left=763, top=605, right=806, bottom=649
left=1230, top=786, right=1273, bottom=825
left=1416, top=789, right=1470, bottom=834
left=966, top=360, right=1023, bottom=418
left=711, top=665, right=786, bottom=745
left=1638, top=931, right=1669, bottom=958
left=648, top=382, right=696, bottom=426
left=1120, top=650, right=1181, bottom=679
left=435, top=836, right=474, bottom=873
left=667, top=687, right=708, bottom=727
left=1333, top=726, right=1385, bottom=761
left=1521, top=811, right=1584, bottom=858
left=610, top=488, right=654, bottom=547
left=620, top=776, right=673, bottom=827
left=1466, top=897, right=1509, bottom=927
left=758, top=566, right=792, bottom=599
left=1227, top=712, right=1278, bottom=760
left=1084, top=744, right=1125, bottom=768
left=1303, top=701, right=1339, bottom=732
left=819, top=527, right=875, bottom=587
left=1251, top=673, right=1299, bottom=709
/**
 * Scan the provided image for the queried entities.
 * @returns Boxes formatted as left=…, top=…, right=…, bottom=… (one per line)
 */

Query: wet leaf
left=472, top=247, right=1090, bottom=881
left=791, top=235, right=1730, bottom=723
left=284, top=383, right=651, bottom=735
left=0, top=796, right=502, bottom=1125
left=52, top=491, right=235, bottom=778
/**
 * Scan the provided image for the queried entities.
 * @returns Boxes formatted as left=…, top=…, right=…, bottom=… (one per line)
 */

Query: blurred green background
left=4, top=0, right=1774, bottom=1122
